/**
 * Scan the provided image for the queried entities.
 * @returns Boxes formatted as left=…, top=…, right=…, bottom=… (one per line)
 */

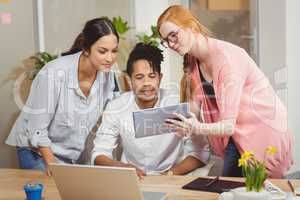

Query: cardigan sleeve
left=216, top=59, right=247, bottom=122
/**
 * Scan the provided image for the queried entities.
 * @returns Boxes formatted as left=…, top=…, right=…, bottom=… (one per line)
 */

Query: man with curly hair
left=91, top=43, right=210, bottom=178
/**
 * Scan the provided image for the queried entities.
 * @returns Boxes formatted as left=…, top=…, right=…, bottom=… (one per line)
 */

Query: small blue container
left=24, top=183, right=43, bottom=200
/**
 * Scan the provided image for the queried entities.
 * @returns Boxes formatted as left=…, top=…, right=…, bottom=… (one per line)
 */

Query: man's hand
left=94, top=155, right=146, bottom=179
left=125, top=164, right=146, bottom=179
left=161, top=169, right=174, bottom=176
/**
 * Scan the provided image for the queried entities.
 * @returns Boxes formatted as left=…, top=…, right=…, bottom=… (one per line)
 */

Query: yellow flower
left=238, top=151, right=253, bottom=167
left=241, top=151, right=253, bottom=160
left=266, top=146, right=277, bottom=155
left=238, top=158, right=248, bottom=167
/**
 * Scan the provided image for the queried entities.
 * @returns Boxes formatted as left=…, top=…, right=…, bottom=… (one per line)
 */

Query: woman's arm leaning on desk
left=38, top=147, right=56, bottom=176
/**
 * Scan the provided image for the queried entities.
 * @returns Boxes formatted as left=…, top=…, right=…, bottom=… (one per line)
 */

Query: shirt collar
left=67, top=51, right=82, bottom=89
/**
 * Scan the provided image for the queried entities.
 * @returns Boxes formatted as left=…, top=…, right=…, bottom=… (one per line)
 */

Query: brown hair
left=157, top=5, right=212, bottom=37
left=62, top=17, right=119, bottom=56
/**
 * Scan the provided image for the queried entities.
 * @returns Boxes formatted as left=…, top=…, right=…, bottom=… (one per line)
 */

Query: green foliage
left=150, top=25, right=159, bottom=38
left=243, top=161, right=267, bottom=192
left=136, top=34, right=159, bottom=47
left=239, top=147, right=277, bottom=192
left=28, top=52, right=57, bottom=80
left=112, top=16, right=130, bottom=37
left=34, top=52, right=57, bottom=69
left=136, top=25, right=160, bottom=47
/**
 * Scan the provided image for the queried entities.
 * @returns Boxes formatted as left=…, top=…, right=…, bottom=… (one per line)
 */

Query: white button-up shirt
left=6, top=52, right=118, bottom=163
left=91, top=90, right=210, bottom=175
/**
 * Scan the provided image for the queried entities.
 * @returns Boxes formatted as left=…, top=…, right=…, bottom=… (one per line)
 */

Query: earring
left=83, top=51, right=89, bottom=56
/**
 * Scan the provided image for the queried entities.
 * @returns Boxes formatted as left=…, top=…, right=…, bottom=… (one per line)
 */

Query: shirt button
left=82, top=100, right=88, bottom=105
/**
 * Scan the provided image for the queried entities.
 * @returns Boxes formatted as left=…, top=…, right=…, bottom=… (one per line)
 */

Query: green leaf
left=112, top=16, right=130, bottom=36
left=150, top=25, right=159, bottom=38
left=136, top=32, right=159, bottom=47
left=30, top=52, right=57, bottom=78
left=40, top=52, right=51, bottom=62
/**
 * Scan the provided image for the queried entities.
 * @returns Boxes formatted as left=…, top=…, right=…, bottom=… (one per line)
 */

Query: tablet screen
left=133, top=103, right=189, bottom=138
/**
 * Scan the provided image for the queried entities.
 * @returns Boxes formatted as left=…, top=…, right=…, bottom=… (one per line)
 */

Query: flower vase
left=219, top=187, right=272, bottom=200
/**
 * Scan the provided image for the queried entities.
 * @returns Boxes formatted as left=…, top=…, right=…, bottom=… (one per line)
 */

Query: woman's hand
left=45, top=164, right=53, bottom=176
left=164, top=112, right=199, bottom=138
left=38, top=147, right=56, bottom=177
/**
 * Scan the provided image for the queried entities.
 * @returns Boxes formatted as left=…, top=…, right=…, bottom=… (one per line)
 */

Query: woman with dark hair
left=6, top=17, right=119, bottom=175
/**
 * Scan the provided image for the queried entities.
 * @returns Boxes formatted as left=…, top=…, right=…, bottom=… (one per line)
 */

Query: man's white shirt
left=91, top=89, right=210, bottom=175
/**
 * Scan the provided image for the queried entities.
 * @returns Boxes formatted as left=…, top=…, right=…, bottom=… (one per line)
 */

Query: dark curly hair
left=126, top=43, right=164, bottom=77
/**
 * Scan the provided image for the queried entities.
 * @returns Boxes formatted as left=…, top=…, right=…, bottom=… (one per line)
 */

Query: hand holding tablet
left=164, top=111, right=199, bottom=138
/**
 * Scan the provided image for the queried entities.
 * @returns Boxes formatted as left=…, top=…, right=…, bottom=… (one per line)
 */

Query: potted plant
left=136, top=25, right=160, bottom=47
left=238, top=146, right=277, bottom=192
left=112, top=16, right=131, bottom=72
left=219, top=146, right=277, bottom=200
left=2, top=52, right=57, bottom=104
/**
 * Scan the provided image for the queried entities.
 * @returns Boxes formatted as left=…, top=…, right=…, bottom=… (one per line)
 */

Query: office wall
left=258, top=0, right=299, bottom=174
left=286, top=0, right=300, bottom=173
left=0, top=0, right=36, bottom=168
left=258, top=0, right=286, bottom=87
left=192, top=7, right=250, bottom=57
left=43, top=0, right=132, bottom=54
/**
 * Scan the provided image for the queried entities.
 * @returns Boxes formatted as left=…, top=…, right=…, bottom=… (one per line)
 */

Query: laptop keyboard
left=142, top=191, right=167, bottom=200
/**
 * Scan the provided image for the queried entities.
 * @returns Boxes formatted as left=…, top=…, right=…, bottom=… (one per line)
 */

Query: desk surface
left=0, top=169, right=299, bottom=200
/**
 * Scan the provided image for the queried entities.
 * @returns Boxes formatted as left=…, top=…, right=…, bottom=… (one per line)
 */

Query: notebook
left=182, top=177, right=245, bottom=194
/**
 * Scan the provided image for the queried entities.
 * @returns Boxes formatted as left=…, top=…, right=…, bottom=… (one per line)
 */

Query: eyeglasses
left=160, top=29, right=180, bottom=48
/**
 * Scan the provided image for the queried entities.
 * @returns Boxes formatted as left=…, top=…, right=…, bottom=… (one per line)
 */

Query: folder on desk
left=182, top=177, right=245, bottom=194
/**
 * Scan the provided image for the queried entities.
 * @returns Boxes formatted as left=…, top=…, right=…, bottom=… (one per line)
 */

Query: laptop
left=133, top=102, right=189, bottom=138
left=49, top=163, right=167, bottom=200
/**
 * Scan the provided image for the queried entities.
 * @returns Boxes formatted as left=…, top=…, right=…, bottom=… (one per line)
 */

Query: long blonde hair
left=157, top=5, right=212, bottom=37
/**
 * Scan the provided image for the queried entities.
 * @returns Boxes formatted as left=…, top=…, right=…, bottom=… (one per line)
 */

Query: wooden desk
left=0, top=169, right=298, bottom=200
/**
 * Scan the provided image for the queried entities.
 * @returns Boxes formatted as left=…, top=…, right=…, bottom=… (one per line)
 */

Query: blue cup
left=24, top=183, right=43, bottom=200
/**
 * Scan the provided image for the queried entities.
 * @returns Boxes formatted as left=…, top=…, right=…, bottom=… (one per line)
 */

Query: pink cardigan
left=189, top=38, right=293, bottom=178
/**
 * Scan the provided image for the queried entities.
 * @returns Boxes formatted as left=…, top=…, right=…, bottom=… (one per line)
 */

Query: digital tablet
left=133, top=103, right=189, bottom=138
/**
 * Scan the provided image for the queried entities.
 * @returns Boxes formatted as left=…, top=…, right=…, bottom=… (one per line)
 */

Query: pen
left=288, top=180, right=295, bottom=194
left=205, top=176, right=219, bottom=187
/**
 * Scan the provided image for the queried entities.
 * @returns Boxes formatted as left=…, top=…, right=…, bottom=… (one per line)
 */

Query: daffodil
left=241, top=151, right=253, bottom=160
left=240, top=147, right=277, bottom=192
left=238, top=158, right=248, bottom=167
left=266, top=146, right=277, bottom=155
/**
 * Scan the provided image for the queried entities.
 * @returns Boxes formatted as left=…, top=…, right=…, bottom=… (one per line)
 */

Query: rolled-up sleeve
left=184, top=135, right=211, bottom=164
left=22, top=68, right=60, bottom=147
left=91, top=102, right=120, bottom=165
